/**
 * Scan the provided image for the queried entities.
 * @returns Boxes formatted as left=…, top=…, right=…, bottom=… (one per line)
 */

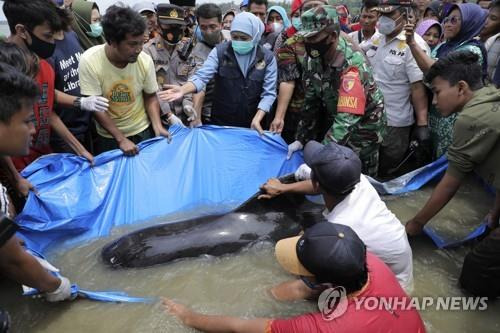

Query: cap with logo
left=375, top=0, right=414, bottom=14
left=132, top=1, right=156, bottom=14
left=303, top=140, right=361, bottom=196
left=275, top=222, right=366, bottom=284
left=156, top=4, right=186, bottom=25
left=298, top=5, right=339, bottom=38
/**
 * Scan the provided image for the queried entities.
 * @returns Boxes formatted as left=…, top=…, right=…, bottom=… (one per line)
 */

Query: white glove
left=286, top=140, right=303, bottom=160
left=80, top=96, right=109, bottom=112
left=294, top=163, right=312, bottom=181
left=44, top=277, right=73, bottom=302
left=168, top=113, right=185, bottom=127
left=183, top=105, right=198, bottom=123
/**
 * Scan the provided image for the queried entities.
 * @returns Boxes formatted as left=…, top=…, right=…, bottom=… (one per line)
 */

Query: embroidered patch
left=255, top=60, right=266, bottom=70
left=337, top=67, right=366, bottom=116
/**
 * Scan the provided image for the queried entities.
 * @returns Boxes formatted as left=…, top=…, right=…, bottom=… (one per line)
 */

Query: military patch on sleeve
left=337, top=67, right=366, bottom=115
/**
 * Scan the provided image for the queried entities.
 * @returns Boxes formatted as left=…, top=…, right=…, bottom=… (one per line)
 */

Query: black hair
left=491, top=0, right=500, bottom=9
left=0, top=41, right=39, bottom=78
left=248, top=0, right=268, bottom=9
left=3, top=0, right=62, bottom=35
left=0, top=62, right=38, bottom=124
left=361, top=0, right=379, bottom=11
left=425, top=51, right=484, bottom=90
left=102, top=5, right=147, bottom=45
left=56, top=7, right=74, bottom=32
left=196, top=3, right=223, bottom=23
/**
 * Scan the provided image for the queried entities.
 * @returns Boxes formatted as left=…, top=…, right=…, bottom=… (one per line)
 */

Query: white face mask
left=378, top=15, right=398, bottom=35
left=271, top=22, right=284, bottom=33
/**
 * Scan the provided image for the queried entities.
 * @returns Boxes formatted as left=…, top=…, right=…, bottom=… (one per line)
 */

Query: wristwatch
left=73, top=97, right=82, bottom=109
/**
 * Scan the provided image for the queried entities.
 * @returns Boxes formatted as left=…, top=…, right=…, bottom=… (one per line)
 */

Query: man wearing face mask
left=365, top=0, right=431, bottom=178
left=284, top=5, right=386, bottom=177
left=144, top=4, right=197, bottom=127
left=188, top=3, right=231, bottom=126
left=4, top=0, right=96, bottom=170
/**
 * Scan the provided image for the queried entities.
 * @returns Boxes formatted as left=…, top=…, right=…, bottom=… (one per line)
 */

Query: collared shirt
left=366, top=31, right=429, bottom=127
left=143, top=35, right=196, bottom=116
left=189, top=45, right=277, bottom=112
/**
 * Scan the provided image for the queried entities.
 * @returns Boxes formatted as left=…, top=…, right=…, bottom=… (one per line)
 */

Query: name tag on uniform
left=337, top=67, right=366, bottom=116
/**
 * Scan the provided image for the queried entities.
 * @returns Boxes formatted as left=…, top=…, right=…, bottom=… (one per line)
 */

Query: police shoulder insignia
left=170, top=9, right=179, bottom=18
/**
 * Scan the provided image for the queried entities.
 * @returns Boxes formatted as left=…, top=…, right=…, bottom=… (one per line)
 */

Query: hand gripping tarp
left=16, top=125, right=303, bottom=254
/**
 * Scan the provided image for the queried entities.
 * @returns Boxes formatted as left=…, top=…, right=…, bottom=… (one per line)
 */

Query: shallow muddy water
left=1, top=176, right=499, bottom=332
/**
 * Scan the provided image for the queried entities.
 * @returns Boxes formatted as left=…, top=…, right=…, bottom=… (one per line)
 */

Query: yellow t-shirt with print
left=79, top=45, right=158, bottom=138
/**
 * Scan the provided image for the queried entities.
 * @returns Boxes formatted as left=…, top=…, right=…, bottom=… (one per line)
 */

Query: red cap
left=291, top=0, right=304, bottom=14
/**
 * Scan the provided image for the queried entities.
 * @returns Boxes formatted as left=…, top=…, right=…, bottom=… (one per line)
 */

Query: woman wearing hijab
left=70, top=0, right=105, bottom=50
left=260, top=5, right=291, bottom=51
left=159, top=12, right=277, bottom=134
left=222, top=9, right=237, bottom=30
left=423, top=0, right=441, bottom=21
left=416, top=19, right=442, bottom=50
left=407, top=3, right=488, bottom=159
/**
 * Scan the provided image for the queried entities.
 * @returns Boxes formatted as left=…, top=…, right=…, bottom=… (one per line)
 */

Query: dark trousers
left=460, top=227, right=500, bottom=297
left=379, top=125, right=411, bottom=176
left=94, top=126, right=155, bottom=155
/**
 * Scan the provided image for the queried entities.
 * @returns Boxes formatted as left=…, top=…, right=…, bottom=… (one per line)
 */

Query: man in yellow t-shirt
left=79, top=5, right=180, bottom=155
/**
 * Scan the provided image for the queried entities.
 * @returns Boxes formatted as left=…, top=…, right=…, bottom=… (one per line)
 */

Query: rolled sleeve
left=258, top=55, right=277, bottom=112
left=189, top=48, right=219, bottom=93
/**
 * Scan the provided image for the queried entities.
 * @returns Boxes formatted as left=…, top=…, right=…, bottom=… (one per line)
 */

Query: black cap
left=304, top=140, right=361, bottom=195
left=375, top=0, right=414, bottom=13
left=169, top=0, right=196, bottom=7
left=157, top=4, right=186, bottom=25
left=275, top=223, right=366, bottom=284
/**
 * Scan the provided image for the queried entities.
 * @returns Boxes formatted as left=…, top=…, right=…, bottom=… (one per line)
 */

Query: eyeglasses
left=443, top=16, right=461, bottom=25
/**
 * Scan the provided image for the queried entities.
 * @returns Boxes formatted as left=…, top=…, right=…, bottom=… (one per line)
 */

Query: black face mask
left=162, top=27, right=185, bottom=45
left=305, top=36, right=330, bottom=59
left=27, top=30, right=56, bottom=59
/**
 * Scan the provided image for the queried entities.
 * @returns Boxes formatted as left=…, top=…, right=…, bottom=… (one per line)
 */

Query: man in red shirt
left=162, top=223, right=426, bottom=333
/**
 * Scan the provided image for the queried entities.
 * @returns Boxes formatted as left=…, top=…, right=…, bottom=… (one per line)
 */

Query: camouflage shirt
left=277, top=34, right=386, bottom=148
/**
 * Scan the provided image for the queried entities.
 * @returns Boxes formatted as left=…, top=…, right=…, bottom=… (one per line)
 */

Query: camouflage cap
left=298, top=5, right=339, bottom=38
left=375, top=0, right=414, bottom=14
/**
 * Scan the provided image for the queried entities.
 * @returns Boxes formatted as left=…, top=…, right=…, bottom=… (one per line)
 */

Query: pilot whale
left=101, top=175, right=323, bottom=268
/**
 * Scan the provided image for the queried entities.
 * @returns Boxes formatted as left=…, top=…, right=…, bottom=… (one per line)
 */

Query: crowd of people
left=0, top=0, right=499, bottom=332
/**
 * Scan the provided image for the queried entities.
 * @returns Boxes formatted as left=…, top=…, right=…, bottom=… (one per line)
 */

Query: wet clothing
left=268, top=252, right=425, bottom=333
left=460, top=227, right=500, bottom=297
left=324, top=175, right=414, bottom=291
left=12, top=60, right=55, bottom=171
left=190, top=41, right=277, bottom=127
left=48, top=31, right=90, bottom=152
left=143, top=36, right=195, bottom=122
left=79, top=45, right=158, bottom=141
left=278, top=35, right=386, bottom=176
left=71, top=0, right=106, bottom=50
left=446, top=86, right=500, bottom=190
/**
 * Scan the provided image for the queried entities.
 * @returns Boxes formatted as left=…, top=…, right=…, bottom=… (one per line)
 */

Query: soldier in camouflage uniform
left=143, top=4, right=197, bottom=126
left=281, top=5, right=386, bottom=176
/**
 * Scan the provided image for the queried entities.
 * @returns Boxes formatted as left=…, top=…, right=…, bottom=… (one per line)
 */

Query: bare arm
left=49, top=113, right=94, bottom=163
left=0, top=235, right=60, bottom=292
left=258, top=179, right=318, bottom=199
left=144, top=92, right=169, bottom=138
left=270, top=81, right=295, bottom=133
left=406, top=172, right=462, bottom=235
left=163, top=298, right=270, bottom=333
left=192, top=91, right=205, bottom=124
left=411, top=81, right=429, bottom=126
left=0, top=156, right=35, bottom=197
left=54, top=89, right=77, bottom=108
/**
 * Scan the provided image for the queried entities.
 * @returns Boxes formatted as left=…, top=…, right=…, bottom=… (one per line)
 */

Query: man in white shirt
left=364, top=0, right=430, bottom=177
left=259, top=140, right=414, bottom=292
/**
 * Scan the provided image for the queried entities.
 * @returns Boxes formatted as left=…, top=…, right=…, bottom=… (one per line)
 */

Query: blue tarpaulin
left=16, top=125, right=490, bottom=258
left=16, top=125, right=303, bottom=254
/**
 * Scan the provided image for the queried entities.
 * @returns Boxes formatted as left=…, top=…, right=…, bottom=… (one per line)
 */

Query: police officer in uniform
left=143, top=4, right=197, bottom=126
